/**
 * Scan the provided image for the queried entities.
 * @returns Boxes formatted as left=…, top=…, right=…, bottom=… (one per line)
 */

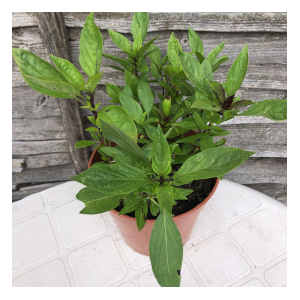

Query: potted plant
left=12, top=12, right=287, bottom=287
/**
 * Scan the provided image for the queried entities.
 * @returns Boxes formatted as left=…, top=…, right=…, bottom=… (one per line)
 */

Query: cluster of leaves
left=12, top=12, right=287, bottom=287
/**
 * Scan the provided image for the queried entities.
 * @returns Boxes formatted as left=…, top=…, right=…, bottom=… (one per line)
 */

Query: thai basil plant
left=12, top=12, right=287, bottom=287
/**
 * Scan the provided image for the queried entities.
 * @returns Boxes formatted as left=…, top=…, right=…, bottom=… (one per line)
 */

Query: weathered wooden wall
left=12, top=12, right=287, bottom=204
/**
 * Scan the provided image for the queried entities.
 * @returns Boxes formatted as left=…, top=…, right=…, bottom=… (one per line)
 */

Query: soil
left=114, top=170, right=215, bottom=220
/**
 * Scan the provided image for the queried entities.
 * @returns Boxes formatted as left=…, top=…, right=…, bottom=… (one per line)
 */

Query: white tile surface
left=187, top=233, right=250, bottom=287
left=53, top=200, right=106, bottom=248
left=44, top=181, right=84, bottom=205
left=241, top=279, right=265, bottom=287
left=279, top=211, right=287, bottom=223
left=12, top=179, right=287, bottom=287
left=68, top=237, right=127, bottom=287
left=186, top=208, right=218, bottom=244
left=119, top=282, right=134, bottom=287
left=12, top=214, right=58, bottom=272
left=12, top=194, right=44, bottom=222
left=230, top=210, right=287, bottom=266
left=209, top=184, right=260, bottom=222
left=265, top=259, right=287, bottom=287
left=117, top=232, right=150, bottom=269
left=139, top=262, right=198, bottom=287
left=13, top=260, right=70, bottom=287
left=106, top=212, right=116, bottom=226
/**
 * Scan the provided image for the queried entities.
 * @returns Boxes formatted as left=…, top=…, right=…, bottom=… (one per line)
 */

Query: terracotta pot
left=88, top=132, right=219, bottom=256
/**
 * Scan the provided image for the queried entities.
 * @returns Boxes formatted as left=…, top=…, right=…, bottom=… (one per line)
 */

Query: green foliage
left=12, top=11, right=287, bottom=288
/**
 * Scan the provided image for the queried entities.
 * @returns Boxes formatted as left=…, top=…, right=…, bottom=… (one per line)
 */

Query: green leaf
left=192, top=99, right=221, bottom=112
left=201, top=59, right=213, bottom=80
left=12, top=48, right=71, bottom=98
left=194, top=112, right=207, bottom=129
left=125, top=70, right=139, bottom=100
left=172, top=187, right=194, bottom=200
left=156, top=183, right=174, bottom=215
left=135, top=206, right=146, bottom=231
left=206, top=112, right=221, bottom=125
left=131, top=12, right=149, bottom=42
left=74, top=140, right=97, bottom=148
left=195, top=51, right=205, bottom=64
left=137, top=36, right=159, bottom=58
left=215, top=138, right=226, bottom=147
left=119, top=194, right=145, bottom=215
left=210, top=81, right=226, bottom=104
left=85, top=127, right=99, bottom=132
left=137, top=80, right=154, bottom=116
left=151, top=126, right=171, bottom=176
left=71, top=163, right=148, bottom=195
left=100, top=120, right=149, bottom=164
left=148, top=44, right=161, bottom=65
left=225, top=44, right=248, bottom=97
left=79, top=12, right=103, bottom=77
left=122, top=85, right=134, bottom=98
left=150, top=201, right=160, bottom=216
left=76, top=187, right=123, bottom=214
left=188, top=28, right=204, bottom=55
left=133, top=31, right=142, bottom=52
left=50, top=55, right=85, bottom=86
left=207, top=42, right=225, bottom=63
left=102, top=53, right=131, bottom=69
left=200, top=136, right=216, bottom=151
left=176, top=130, right=231, bottom=144
left=229, top=100, right=254, bottom=109
left=104, top=65, right=125, bottom=72
left=25, top=75, right=81, bottom=98
left=144, top=123, right=157, bottom=141
left=151, top=63, right=160, bottom=80
left=141, top=143, right=152, bottom=160
left=149, top=209, right=183, bottom=287
left=99, top=147, right=132, bottom=165
left=172, top=121, right=198, bottom=131
left=83, top=72, right=103, bottom=92
left=172, top=154, right=194, bottom=164
left=106, top=83, right=121, bottom=101
left=176, top=81, right=194, bottom=96
left=178, top=52, right=205, bottom=90
left=119, top=92, right=143, bottom=121
left=238, top=99, right=287, bottom=121
left=167, top=33, right=182, bottom=70
left=172, top=147, right=255, bottom=186
left=108, top=30, right=131, bottom=52
left=99, top=105, right=137, bottom=142
left=182, top=143, right=194, bottom=155
left=211, top=55, right=229, bottom=72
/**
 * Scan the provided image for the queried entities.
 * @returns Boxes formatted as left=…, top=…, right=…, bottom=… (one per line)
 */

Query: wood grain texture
left=243, top=183, right=287, bottom=205
left=12, top=140, right=70, bottom=155
left=12, top=182, right=67, bottom=201
left=36, top=12, right=89, bottom=174
left=12, top=164, right=76, bottom=184
left=12, top=27, right=287, bottom=90
left=12, top=87, right=61, bottom=119
left=12, top=159, right=25, bottom=173
left=12, top=12, right=287, bottom=32
left=12, top=117, right=66, bottom=141
left=224, top=157, right=287, bottom=184
left=25, top=153, right=73, bottom=168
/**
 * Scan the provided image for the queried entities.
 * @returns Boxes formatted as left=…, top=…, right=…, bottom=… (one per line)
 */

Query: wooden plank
left=224, top=157, right=286, bottom=184
left=36, top=12, right=89, bottom=174
left=12, top=140, right=70, bottom=155
left=12, top=117, right=66, bottom=141
left=12, top=28, right=287, bottom=90
left=12, top=164, right=76, bottom=184
left=219, top=123, right=287, bottom=158
left=13, top=184, right=19, bottom=191
left=25, top=153, right=73, bottom=168
left=243, top=183, right=287, bottom=205
left=13, top=13, right=287, bottom=32
left=12, top=86, right=61, bottom=119
left=12, top=182, right=67, bottom=202
left=12, top=159, right=25, bottom=172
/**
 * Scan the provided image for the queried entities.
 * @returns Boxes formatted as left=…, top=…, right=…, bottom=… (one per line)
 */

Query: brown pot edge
left=88, top=147, right=220, bottom=224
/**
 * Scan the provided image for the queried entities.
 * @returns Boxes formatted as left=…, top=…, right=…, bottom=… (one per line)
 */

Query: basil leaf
left=137, top=80, right=154, bottom=116
left=188, top=27, right=204, bottom=55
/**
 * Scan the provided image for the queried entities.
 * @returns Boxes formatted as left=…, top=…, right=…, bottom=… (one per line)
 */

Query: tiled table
left=12, top=180, right=287, bottom=287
